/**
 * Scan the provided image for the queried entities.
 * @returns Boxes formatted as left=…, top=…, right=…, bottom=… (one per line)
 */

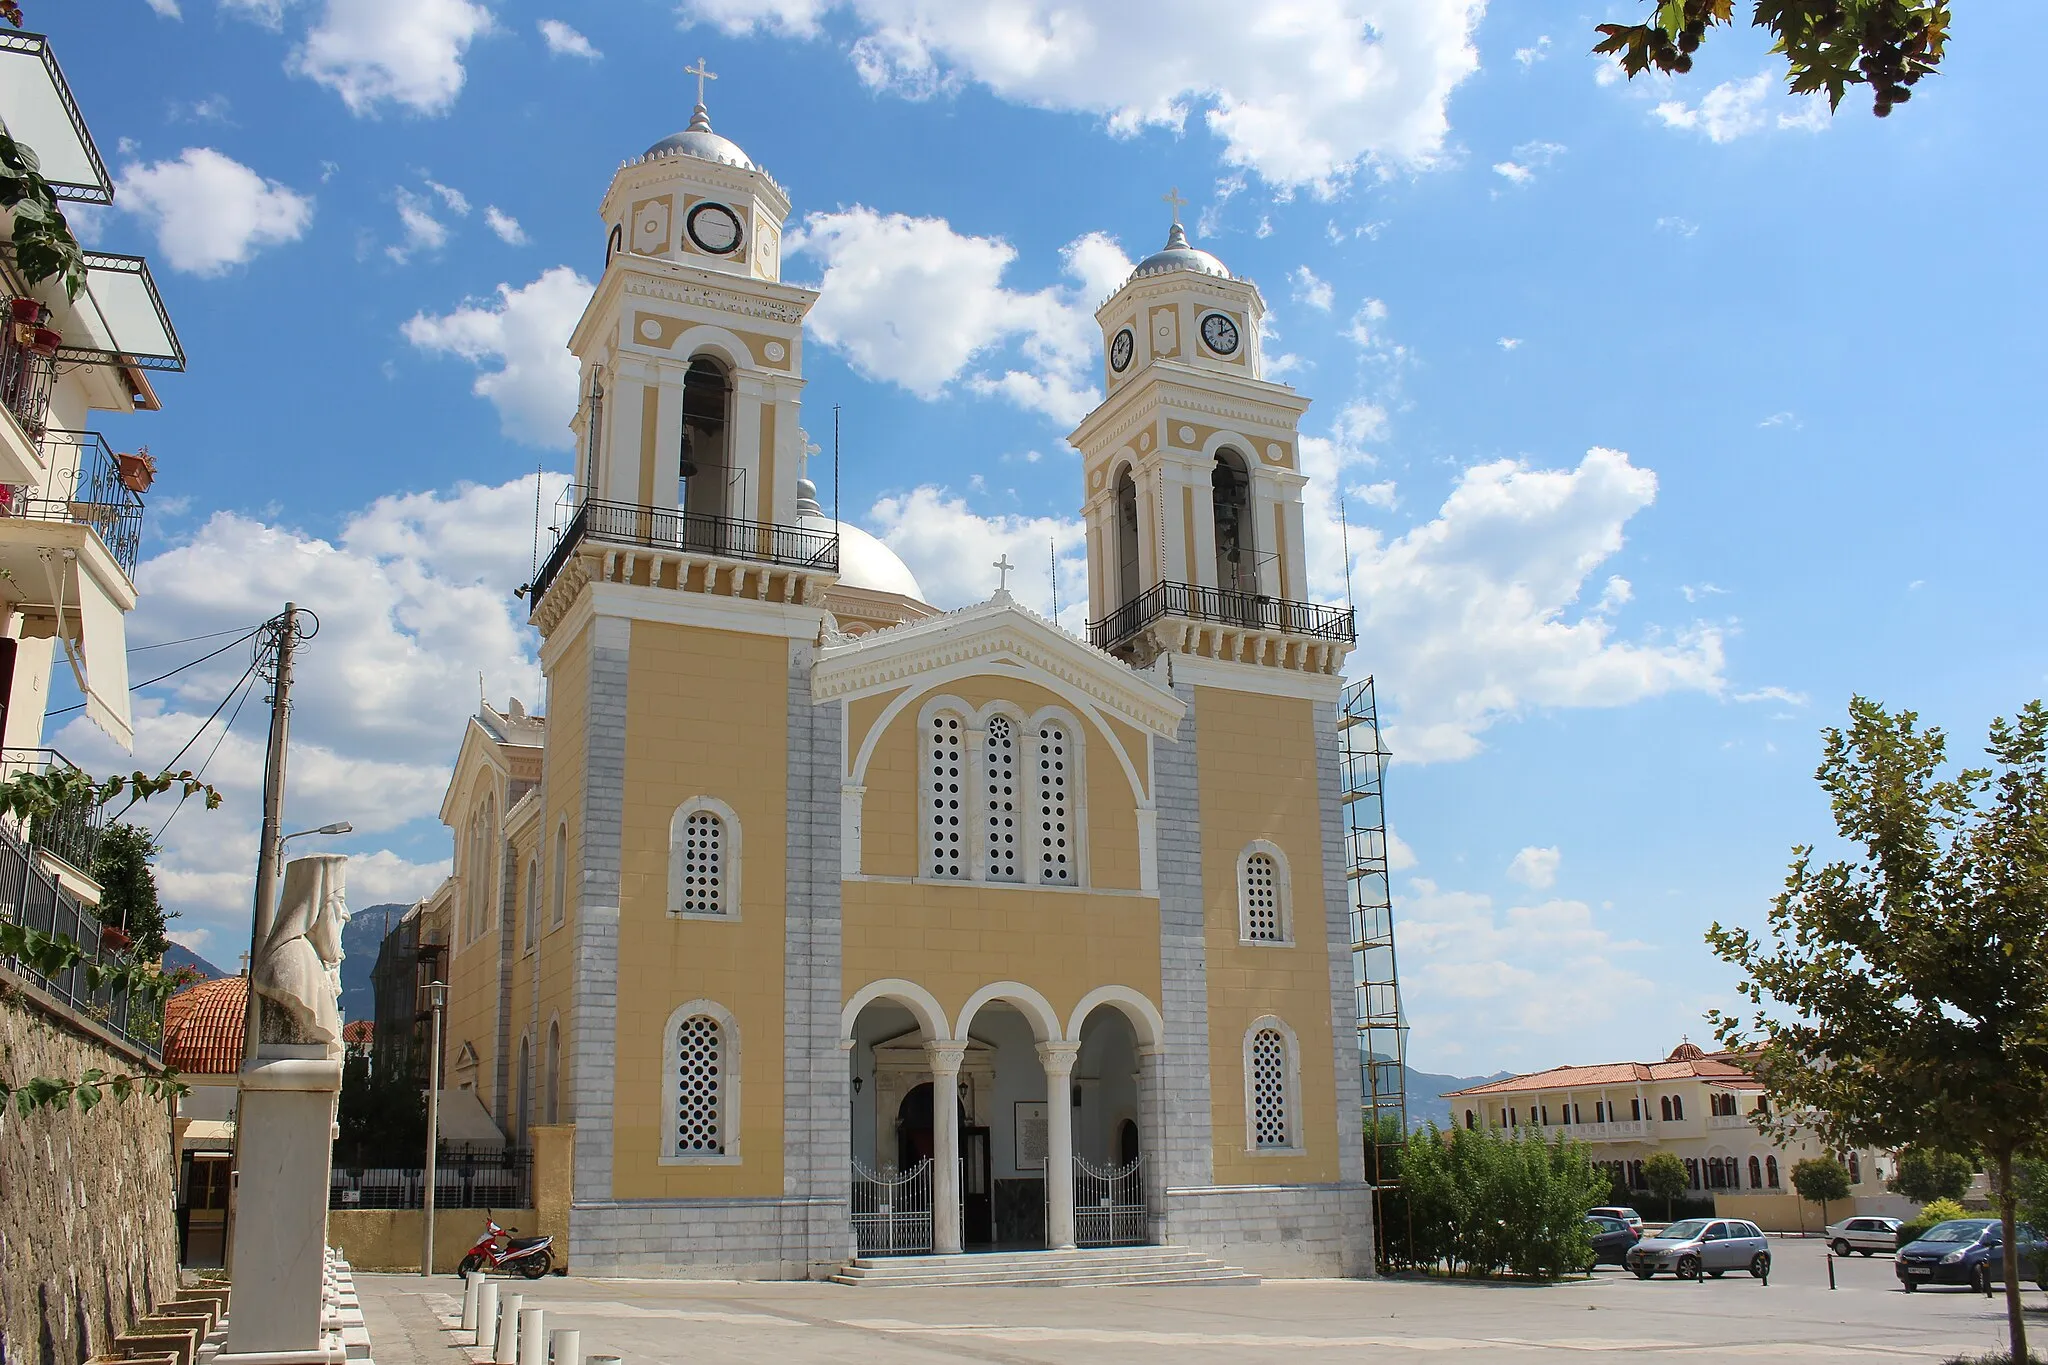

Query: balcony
left=0, top=302, right=57, bottom=484
left=1087, top=579, right=1357, bottom=657
left=528, top=494, right=840, bottom=613
left=1561, top=1119, right=1650, bottom=1142
left=1, top=747, right=107, bottom=877
left=1, top=429, right=146, bottom=578
left=1710, top=1113, right=1756, bottom=1131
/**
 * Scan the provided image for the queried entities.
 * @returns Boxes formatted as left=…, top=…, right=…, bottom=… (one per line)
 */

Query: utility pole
left=421, top=980, right=448, bottom=1276
left=241, top=602, right=300, bottom=1066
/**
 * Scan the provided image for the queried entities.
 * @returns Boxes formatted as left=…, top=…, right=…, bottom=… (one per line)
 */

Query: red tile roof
left=162, top=975, right=248, bottom=1076
left=1444, top=1042, right=1764, bottom=1098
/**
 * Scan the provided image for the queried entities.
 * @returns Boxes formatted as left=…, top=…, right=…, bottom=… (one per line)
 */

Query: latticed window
left=1243, top=853, right=1280, bottom=940
left=674, top=1014, right=724, bottom=1155
left=984, top=715, right=1019, bottom=882
left=928, top=712, right=966, bottom=878
left=678, top=810, right=726, bottom=914
left=1251, top=1027, right=1289, bottom=1148
left=1035, top=722, right=1071, bottom=883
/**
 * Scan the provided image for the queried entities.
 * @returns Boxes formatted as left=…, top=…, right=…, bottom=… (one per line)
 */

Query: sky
left=31, top=0, right=2048, bottom=1077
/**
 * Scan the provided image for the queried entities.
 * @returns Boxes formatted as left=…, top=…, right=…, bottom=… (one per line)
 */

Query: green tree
left=1889, top=1146, right=1976, bottom=1204
left=1595, top=1, right=1949, bottom=117
left=1792, top=1156, right=1852, bottom=1227
left=1402, top=1123, right=1605, bottom=1278
left=1643, top=1151, right=1690, bottom=1221
left=93, top=822, right=171, bottom=959
left=1708, top=697, right=2048, bottom=1363
left=334, top=1047, right=427, bottom=1168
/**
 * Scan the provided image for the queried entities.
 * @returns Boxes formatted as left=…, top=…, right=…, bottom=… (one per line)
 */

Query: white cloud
left=147, top=0, right=183, bottom=17
left=1506, top=844, right=1560, bottom=889
left=294, top=0, right=494, bottom=116
left=1758, top=411, right=1799, bottom=429
left=55, top=473, right=566, bottom=951
left=1492, top=160, right=1532, bottom=185
left=680, top=0, right=1485, bottom=190
left=117, top=147, right=313, bottom=276
left=426, top=179, right=471, bottom=215
left=1493, top=138, right=1564, bottom=185
left=1398, top=876, right=1658, bottom=1069
left=865, top=487, right=1088, bottom=631
left=484, top=206, right=529, bottom=245
left=219, top=0, right=289, bottom=27
left=388, top=188, right=450, bottom=263
left=1515, top=35, right=1549, bottom=66
left=538, top=18, right=600, bottom=59
left=1386, top=829, right=1417, bottom=871
left=1732, top=685, right=1807, bottom=706
left=1318, top=447, right=1726, bottom=762
left=1654, top=73, right=1831, bottom=143
left=1655, top=215, right=1699, bottom=237
left=790, top=207, right=1128, bottom=427
left=1290, top=266, right=1334, bottom=312
left=1343, top=296, right=1390, bottom=348
left=403, top=266, right=595, bottom=448
left=1678, top=582, right=1725, bottom=603
left=1497, top=336, right=1521, bottom=350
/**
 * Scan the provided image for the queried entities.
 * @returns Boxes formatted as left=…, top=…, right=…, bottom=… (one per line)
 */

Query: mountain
left=1403, top=1067, right=1515, bottom=1130
left=163, top=942, right=227, bottom=980
left=340, top=904, right=409, bottom=1025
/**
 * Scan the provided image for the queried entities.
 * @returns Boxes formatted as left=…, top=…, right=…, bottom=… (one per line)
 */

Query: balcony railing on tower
left=528, top=487, right=839, bottom=603
left=0, top=300, right=57, bottom=439
left=0, top=429, right=146, bottom=578
left=1086, top=579, right=1356, bottom=655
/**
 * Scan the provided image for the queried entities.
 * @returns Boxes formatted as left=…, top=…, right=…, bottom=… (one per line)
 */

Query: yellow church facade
left=434, top=94, right=1373, bottom=1279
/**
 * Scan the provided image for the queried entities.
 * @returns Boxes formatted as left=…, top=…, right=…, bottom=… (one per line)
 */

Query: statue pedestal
left=221, top=1045, right=345, bottom=1365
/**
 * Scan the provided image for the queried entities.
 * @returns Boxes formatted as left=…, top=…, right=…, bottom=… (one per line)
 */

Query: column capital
left=1035, top=1040, right=1081, bottom=1075
left=924, top=1039, right=968, bottom=1073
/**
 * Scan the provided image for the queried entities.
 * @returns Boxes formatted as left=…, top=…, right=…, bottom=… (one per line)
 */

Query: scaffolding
left=1340, top=675, right=1408, bottom=1270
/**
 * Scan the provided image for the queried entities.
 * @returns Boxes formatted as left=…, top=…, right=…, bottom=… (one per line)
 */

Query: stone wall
left=0, top=982, right=178, bottom=1365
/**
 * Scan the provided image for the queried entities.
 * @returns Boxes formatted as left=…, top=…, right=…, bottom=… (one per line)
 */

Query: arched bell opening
left=1113, top=466, right=1141, bottom=609
left=1212, top=447, right=1257, bottom=596
left=679, top=354, right=734, bottom=522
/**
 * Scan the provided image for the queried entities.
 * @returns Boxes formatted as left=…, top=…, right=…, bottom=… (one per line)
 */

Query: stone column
left=1039, top=1041, right=1080, bottom=1251
left=1138, top=1044, right=1168, bottom=1246
left=927, top=1041, right=966, bottom=1255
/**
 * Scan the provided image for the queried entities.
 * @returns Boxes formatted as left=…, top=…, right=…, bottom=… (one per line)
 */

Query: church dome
left=1129, top=221, right=1230, bottom=281
left=644, top=104, right=755, bottom=170
left=795, top=480, right=926, bottom=602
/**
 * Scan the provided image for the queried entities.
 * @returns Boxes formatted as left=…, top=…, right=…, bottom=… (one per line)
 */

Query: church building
left=433, top=84, right=1375, bottom=1279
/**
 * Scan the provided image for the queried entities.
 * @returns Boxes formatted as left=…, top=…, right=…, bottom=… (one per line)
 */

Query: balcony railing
left=530, top=495, right=839, bottom=602
left=1087, top=579, right=1357, bottom=654
left=1, top=429, right=145, bottom=578
left=0, top=302, right=55, bottom=439
left=1, top=747, right=106, bottom=874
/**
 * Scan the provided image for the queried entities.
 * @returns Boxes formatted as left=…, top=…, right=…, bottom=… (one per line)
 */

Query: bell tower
left=1069, top=198, right=1349, bottom=676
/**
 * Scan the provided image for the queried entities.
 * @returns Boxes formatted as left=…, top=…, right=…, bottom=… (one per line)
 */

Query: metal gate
left=1073, top=1154, right=1146, bottom=1247
left=851, top=1157, right=933, bottom=1256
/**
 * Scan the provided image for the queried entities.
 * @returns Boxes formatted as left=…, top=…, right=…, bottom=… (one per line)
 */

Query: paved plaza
left=354, top=1239, right=2048, bottom=1363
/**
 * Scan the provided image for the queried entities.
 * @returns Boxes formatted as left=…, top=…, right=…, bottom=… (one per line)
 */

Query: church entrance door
left=896, top=1083, right=991, bottom=1246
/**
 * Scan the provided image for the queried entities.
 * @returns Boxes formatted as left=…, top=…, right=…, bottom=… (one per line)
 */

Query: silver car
left=1827, top=1216, right=1902, bottom=1257
left=1626, top=1217, right=1773, bottom=1280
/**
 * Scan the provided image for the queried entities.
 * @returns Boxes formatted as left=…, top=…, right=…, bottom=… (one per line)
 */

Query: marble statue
left=252, top=853, right=350, bottom=1052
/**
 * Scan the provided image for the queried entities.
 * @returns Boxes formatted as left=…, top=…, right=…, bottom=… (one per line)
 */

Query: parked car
left=1895, top=1219, right=2048, bottom=1293
left=1585, top=1215, right=1642, bottom=1270
left=1826, top=1216, right=1903, bottom=1257
left=1590, top=1206, right=1645, bottom=1233
left=1625, top=1217, right=1772, bottom=1281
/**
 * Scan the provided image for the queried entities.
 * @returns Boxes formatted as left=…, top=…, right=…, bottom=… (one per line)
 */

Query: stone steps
left=831, top=1244, right=1260, bottom=1288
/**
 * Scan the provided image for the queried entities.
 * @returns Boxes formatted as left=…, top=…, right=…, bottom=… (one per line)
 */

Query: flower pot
left=116, top=450, right=155, bottom=493
left=9, top=298, right=41, bottom=325
left=99, top=924, right=133, bottom=953
left=29, top=327, right=60, bottom=358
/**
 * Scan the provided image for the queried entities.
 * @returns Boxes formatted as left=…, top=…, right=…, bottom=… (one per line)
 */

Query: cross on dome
left=1163, top=186, right=1188, bottom=226
left=993, top=553, right=1015, bottom=592
left=686, top=57, right=718, bottom=108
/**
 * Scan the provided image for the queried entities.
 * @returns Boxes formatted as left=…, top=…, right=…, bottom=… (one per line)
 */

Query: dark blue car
left=1895, top=1219, right=2048, bottom=1292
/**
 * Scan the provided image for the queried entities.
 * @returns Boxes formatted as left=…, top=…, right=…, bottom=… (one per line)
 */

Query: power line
left=47, top=626, right=261, bottom=718
left=129, top=624, right=264, bottom=654
left=152, top=663, right=259, bottom=844
left=103, top=652, right=263, bottom=827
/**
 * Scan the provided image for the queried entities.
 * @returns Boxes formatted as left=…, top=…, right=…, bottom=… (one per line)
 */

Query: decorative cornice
left=622, top=272, right=811, bottom=327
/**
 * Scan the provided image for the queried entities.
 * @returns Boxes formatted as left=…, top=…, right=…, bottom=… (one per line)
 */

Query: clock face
left=1109, top=328, right=1135, bottom=373
left=687, top=201, right=744, bottom=255
left=1200, top=311, right=1240, bottom=356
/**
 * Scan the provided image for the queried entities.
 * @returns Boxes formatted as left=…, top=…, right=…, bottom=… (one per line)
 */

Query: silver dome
left=644, top=104, right=755, bottom=170
left=1129, top=222, right=1230, bottom=280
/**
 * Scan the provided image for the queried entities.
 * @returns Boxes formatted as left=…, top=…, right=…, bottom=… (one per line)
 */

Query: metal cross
left=993, top=553, right=1015, bottom=592
left=1163, top=186, right=1188, bottom=225
left=686, top=57, right=718, bottom=106
left=800, top=435, right=820, bottom=481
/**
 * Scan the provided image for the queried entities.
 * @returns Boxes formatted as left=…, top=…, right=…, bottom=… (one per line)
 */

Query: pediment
left=813, top=594, right=1184, bottom=739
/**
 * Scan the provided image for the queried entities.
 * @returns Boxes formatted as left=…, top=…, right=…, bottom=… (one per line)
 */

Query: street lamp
left=280, top=821, right=353, bottom=853
left=420, top=979, right=448, bottom=1277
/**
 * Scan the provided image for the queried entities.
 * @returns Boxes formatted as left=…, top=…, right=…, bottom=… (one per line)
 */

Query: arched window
left=1671, top=1094, right=1685, bottom=1121
left=464, top=795, right=496, bottom=945
left=1248, top=1024, right=1292, bottom=1151
left=1238, top=841, right=1289, bottom=944
left=1212, top=448, right=1257, bottom=596
left=669, top=797, right=740, bottom=918
left=1034, top=720, right=1072, bottom=884
left=524, top=855, right=540, bottom=950
left=927, top=710, right=966, bottom=878
left=515, top=1035, right=532, bottom=1146
left=1749, top=1155, right=1763, bottom=1189
left=1464, top=1109, right=1475, bottom=1130
left=663, top=1002, right=740, bottom=1162
left=1113, top=466, right=1140, bottom=609
left=1766, top=1155, right=1780, bottom=1188
left=1660, top=1095, right=1672, bottom=1122
left=983, top=715, right=1020, bottom=882
left=1631, top=1097, right=1643, bottom=1121
left=1685, top=1158, right=1700, bottom=1189
left=545, top=1020, right=561, bottom=1125
left=1848, top=1152, right=1862, bottom=1185
left=678, top=355, right=731, bottom=523
left=551, top=822, right=567, bottom=926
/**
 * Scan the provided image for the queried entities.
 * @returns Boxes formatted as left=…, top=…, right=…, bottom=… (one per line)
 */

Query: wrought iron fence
left=328, top=1144, right=531, bottom=1210
left=529, top=491, right=839, bottom=602
left=1073, top=1153, right=1146, bottom=1247
left=0, top=301, right=55, bottom=439
left=4, top=429, right=147, bottom=578
left=2, top=747, right=106, bottom=873
left=1087, top=580, right=1356, bottom=653
left=850, top=1156, right=934, bottom=1255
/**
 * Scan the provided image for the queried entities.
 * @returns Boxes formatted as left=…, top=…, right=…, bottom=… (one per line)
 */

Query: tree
left=335, top=1047, right=426, bottom=1168
left=1402, top=1123, right=1606, bottom=1278
left=1643, top=1151, right=1690, bottom=1221
left=1595, top=1, right=1949, bottom=117
left=93, top=823, right=171, bottom=959
left=1708, top=698, right=2048, bottom=1364
left=1792, top=1157, right=1852, bottom=1227
left=1889, top=1146, right=1976, bottom=1204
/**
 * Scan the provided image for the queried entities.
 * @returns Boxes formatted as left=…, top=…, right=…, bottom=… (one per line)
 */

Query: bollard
left=550, top=1329, right=581, bottom=1365
left=461, top=1272, right=482, bottom=1333
left=1826, top=1254, right=1836, bottom=1290
left=519, top=1307, right=546, bottom=1365
left=476, top=1283, right=500, bottom=1354
left=496, top=1293, right=524, bottom=1365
